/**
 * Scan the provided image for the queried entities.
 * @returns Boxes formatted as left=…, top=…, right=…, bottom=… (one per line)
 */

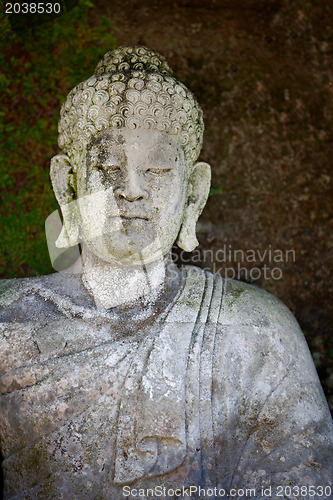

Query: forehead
left=87, top=127, right=183, bottom=157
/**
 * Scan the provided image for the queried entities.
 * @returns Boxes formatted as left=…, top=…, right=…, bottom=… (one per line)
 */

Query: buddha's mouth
left=107, top=215, right=151, bottom=225
left=109, top=213, right=151, bottom=221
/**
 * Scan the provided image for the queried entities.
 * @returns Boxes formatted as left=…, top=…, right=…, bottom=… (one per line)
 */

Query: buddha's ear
left=50, top=154, right=79, bottom=248
left=50, top=154, right=76, bottom=206
left=177, top=161, right=211, bottom=252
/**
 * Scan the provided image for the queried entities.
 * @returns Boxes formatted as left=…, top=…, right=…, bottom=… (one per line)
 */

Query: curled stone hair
left=58, top=46, right=204, bottom=168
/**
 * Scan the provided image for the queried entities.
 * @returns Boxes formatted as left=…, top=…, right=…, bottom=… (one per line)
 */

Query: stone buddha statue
left=0, top=46, right=332, bottom=500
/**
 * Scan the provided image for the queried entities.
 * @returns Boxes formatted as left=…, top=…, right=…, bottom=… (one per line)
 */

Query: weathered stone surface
left=1, top=269, right=332, bottom=499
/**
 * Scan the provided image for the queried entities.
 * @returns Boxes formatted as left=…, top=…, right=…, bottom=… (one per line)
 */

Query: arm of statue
left=213, top=280, right=333, bottom=499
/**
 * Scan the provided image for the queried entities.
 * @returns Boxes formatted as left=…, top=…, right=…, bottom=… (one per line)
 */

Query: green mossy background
left=1, top=0, right=332, bottom=413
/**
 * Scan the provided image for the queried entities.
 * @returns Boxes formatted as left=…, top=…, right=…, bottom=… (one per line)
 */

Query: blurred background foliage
left=0, top=0, right=116, bottom=277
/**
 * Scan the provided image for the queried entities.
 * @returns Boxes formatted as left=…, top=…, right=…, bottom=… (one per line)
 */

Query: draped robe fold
left=0, top=267, right=332, bottom=499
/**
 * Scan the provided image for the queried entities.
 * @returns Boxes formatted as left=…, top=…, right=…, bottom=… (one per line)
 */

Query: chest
left=0, top=319, right=141, bottom=460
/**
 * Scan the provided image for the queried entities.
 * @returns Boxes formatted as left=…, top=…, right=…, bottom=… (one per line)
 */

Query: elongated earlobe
left=177, top=215, right=198, bottom=252
left=55, top=202, right=80, bottom=248
left=50, top=154, right=80, bottom=248
left=50, top=154, right=76, bottom=205
left=177, top=162, right=211, bottom=252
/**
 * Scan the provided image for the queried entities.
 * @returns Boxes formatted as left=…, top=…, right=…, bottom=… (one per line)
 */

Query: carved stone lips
left=121, top=215, right=149, bottom=221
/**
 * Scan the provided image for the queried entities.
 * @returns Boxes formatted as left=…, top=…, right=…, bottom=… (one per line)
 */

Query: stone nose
left=114, top=168, right=149, bottom=201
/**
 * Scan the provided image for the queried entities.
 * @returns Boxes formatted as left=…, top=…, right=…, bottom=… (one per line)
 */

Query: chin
left=83, top=228, right=174, bottom=266
left=86, top=243, right=156, bottom=266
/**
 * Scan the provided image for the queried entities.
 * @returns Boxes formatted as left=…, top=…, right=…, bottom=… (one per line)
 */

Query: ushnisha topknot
left=58, top=46, right=204, bottom=168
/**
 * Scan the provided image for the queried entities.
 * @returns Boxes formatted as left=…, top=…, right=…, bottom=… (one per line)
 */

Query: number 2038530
left=276, top=485, right=332, bottom=497
left=5, top=3, right=61, bottom=14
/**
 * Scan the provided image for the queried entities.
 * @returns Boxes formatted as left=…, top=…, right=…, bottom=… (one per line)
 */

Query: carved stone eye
left=146, top=168, right=172, bottom=175
left=95, top=165, right=121, bottom=174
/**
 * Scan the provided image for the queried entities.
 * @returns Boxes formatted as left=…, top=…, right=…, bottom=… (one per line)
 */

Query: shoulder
left=182, top=265, right=299, bottom=331
left=209, top=275, right=320, bottom=389
left=0, top=273, right=86, bottom=322
left=220, top=277, right=299, bottom=331
left=183, top=267, right=309, bottom=362
left=0, top=276, right=40, bottom=309
left=219, top=276, right=310, bottom=358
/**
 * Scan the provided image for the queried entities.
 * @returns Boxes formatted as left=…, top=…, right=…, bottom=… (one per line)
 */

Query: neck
left=81, top=246, right=177, bottom=309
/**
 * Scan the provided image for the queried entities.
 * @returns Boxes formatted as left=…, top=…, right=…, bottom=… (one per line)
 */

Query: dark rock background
left=92, top=0, right=333, bottom=409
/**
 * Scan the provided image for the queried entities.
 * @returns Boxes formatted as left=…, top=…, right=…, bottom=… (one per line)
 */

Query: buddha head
left=50, top=46, right=211, bottom=266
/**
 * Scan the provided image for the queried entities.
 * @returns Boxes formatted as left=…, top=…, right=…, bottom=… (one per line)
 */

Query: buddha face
left=75, top=127, right=188, bottom=264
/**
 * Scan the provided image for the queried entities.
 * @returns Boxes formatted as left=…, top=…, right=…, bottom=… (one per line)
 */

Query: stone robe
left=0, top=267, right=332, bottom=500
